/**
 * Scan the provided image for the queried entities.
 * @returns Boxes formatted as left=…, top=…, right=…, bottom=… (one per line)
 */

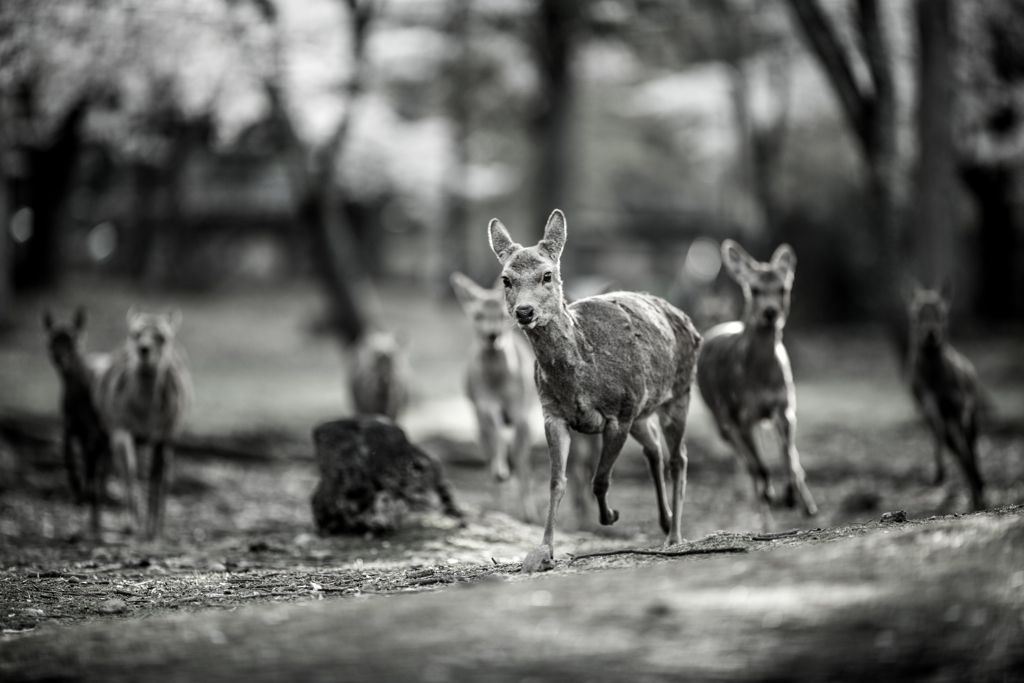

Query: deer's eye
left=502, top=276, right=511, bottom=289
left=542, top=272, right=552, bottom=284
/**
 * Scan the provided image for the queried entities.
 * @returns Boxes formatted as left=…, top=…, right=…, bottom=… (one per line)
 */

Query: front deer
left=696, top=240, right=817, bottom=531
left=904, top=279, right=985, bottom=511
left=489, top=210, right=702, bottom=572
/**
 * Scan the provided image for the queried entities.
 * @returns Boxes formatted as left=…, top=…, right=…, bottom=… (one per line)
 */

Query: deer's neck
left=524, top=299, right=585, bottom=371
left=740, top=319, right=782, bottom=360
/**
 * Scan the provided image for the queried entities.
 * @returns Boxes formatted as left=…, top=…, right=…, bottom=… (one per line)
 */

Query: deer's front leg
left=920, top=394, right=946, bottom=485
left=111, top=429, right=139, bottom=530
left=593, top=419, right=630, bottom=526
left=509, top=415, right=535, bottom=522
left=522, top=416, right=571, bottom=574
left=64, top=427, right=83, bottom=503
left=476, top=405, right=508, bottom=482
left=773, top=407, right=817, bottom=516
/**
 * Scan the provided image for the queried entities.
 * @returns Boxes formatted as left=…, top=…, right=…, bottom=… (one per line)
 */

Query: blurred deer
left=450, top=272, right=536, bottom=520
left=489, top=210, right=702, bottom=572
left=696, top=240, right=817, bottom=532
left=349, top=331, right=410, bottom=421
left=904, top=278, right=985, bottom=511
left=42, top=307, right=112, bottom=535
left=98, top=308, right=192, bottom=538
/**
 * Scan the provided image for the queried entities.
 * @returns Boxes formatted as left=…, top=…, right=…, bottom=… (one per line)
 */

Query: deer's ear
left=770, top=244, right=796, bottom=282
left=73, top=306, right=87, bottom=332
left=901, top=275, right=924, bottom=304
left=939, top=277, right=954, bottom=304
left=42, top=309, right=54, bottom=332
left=539, top=209, right=566, bottom=262
left=167, top=308, right=182, bottom=334
left=489, top=219, right=520, bottom=264
left=721, top=239, right=757, bottom=284
left=450, top=272, right=482, bottom=311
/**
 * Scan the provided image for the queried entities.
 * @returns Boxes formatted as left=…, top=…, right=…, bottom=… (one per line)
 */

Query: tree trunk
left=0, top=174, right=12, bottom=329
left=440, top=0, right=472, bottom=287
left=531, top=0, right=579, bottom=238
left=14, top=103, right=86, bottom=291
left=914, top=0, right=955, bottom=287
left=960, top=165, right=1017, bottom=320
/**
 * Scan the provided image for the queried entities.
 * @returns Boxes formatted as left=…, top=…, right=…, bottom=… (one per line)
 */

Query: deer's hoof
left=521, top=545, right=554, bottom=573
left=599, top=509, right=620, bottom=526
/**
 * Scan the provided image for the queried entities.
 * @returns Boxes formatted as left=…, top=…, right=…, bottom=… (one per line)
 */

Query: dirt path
left=2, top=506, right=1023, bottom=682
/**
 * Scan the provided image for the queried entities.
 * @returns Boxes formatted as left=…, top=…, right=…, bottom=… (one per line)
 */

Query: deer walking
left=450, top=272, right=535, bottom=520
left=98, top=309, right=192, bottom=538
left=696, top=240, right=817, bottom=531
left=43, top=307, right=112, bottom=535
left=904, top=279, right=985, bottom=511
left=349, top=331, right=410, bottom=422
left=489, top=210, right=702, bottom=572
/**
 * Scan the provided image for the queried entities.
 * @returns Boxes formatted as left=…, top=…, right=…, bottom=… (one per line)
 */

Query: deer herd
left=43, top=209, right=988, bottom=573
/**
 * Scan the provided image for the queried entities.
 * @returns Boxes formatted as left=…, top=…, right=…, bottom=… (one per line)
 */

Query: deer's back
left=537, top=292, right=701, bottom=432
left=99, top=345, right=192, bottom=439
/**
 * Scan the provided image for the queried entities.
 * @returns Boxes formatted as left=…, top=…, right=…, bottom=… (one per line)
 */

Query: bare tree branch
left=787, top=0, right=871, bottom=153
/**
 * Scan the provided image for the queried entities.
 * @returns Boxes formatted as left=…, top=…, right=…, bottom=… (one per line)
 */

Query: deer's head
left=488, top=209, right=567, bottom=331
left=125, top=307, right=181, bottom=373
left=904, top=278, right=952, bottom=349
left=450, top=272, right=512, bottom=350
left=42, top=307, right=87, bottom=374
left=722, top=240, right=796, bottom=331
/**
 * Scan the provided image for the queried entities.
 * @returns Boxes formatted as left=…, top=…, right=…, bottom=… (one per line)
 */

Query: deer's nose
left=763, top=308, right=779, bottom=322
left=515, top=306, right=534, bottom=324
left=486, top=332, right=499, bottom=345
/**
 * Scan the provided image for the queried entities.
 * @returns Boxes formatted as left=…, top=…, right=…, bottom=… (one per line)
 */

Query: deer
left=97, top=308, right=193, bottom=539
left=42, top=307, right=112, bottom=535
left=349, top=331, right=410, bottom=422
left=450, top=272, right=536, bottom=521
left=903, top=278, right=985, bottom=511
left=489, top=209, right=703, bottom=572
left=696, top=240, right=817, bottom=532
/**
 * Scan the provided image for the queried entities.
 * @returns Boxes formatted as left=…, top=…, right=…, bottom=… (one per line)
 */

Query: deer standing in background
left=489, top=210, right=702, bottom=572
left=904, top=279, right=985, bottom=511
left=349, top=331, right=410, bottom=421
left=43, top=307, right=112, bottom=535
left=450, top=272, right=536, bottom=521
left=696, top=240, right=817, bottom=531
left=98, top=309, right=192, bottom=538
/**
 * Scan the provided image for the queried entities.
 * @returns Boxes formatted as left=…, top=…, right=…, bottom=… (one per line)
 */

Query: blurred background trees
left=1, top=0, right=1022, bottom=336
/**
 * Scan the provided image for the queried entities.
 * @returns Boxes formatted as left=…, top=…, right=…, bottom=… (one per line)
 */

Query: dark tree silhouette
left=787, top=0, right=903, bottom=332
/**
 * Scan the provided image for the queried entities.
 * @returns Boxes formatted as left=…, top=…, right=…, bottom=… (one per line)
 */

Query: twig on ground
left=568, top=546, right=747, bottom=564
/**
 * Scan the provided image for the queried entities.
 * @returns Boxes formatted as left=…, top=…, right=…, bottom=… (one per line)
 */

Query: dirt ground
left=1, top=277, right=1023, bottom=679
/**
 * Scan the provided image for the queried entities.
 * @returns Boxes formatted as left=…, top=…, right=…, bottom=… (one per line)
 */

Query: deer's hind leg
left=630, top=415, right=671, bottom=534
left=660, top=390, right=692, bottom=547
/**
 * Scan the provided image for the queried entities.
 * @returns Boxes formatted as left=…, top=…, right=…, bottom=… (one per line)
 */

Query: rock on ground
left=310, top=417, right=462, bottom=535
